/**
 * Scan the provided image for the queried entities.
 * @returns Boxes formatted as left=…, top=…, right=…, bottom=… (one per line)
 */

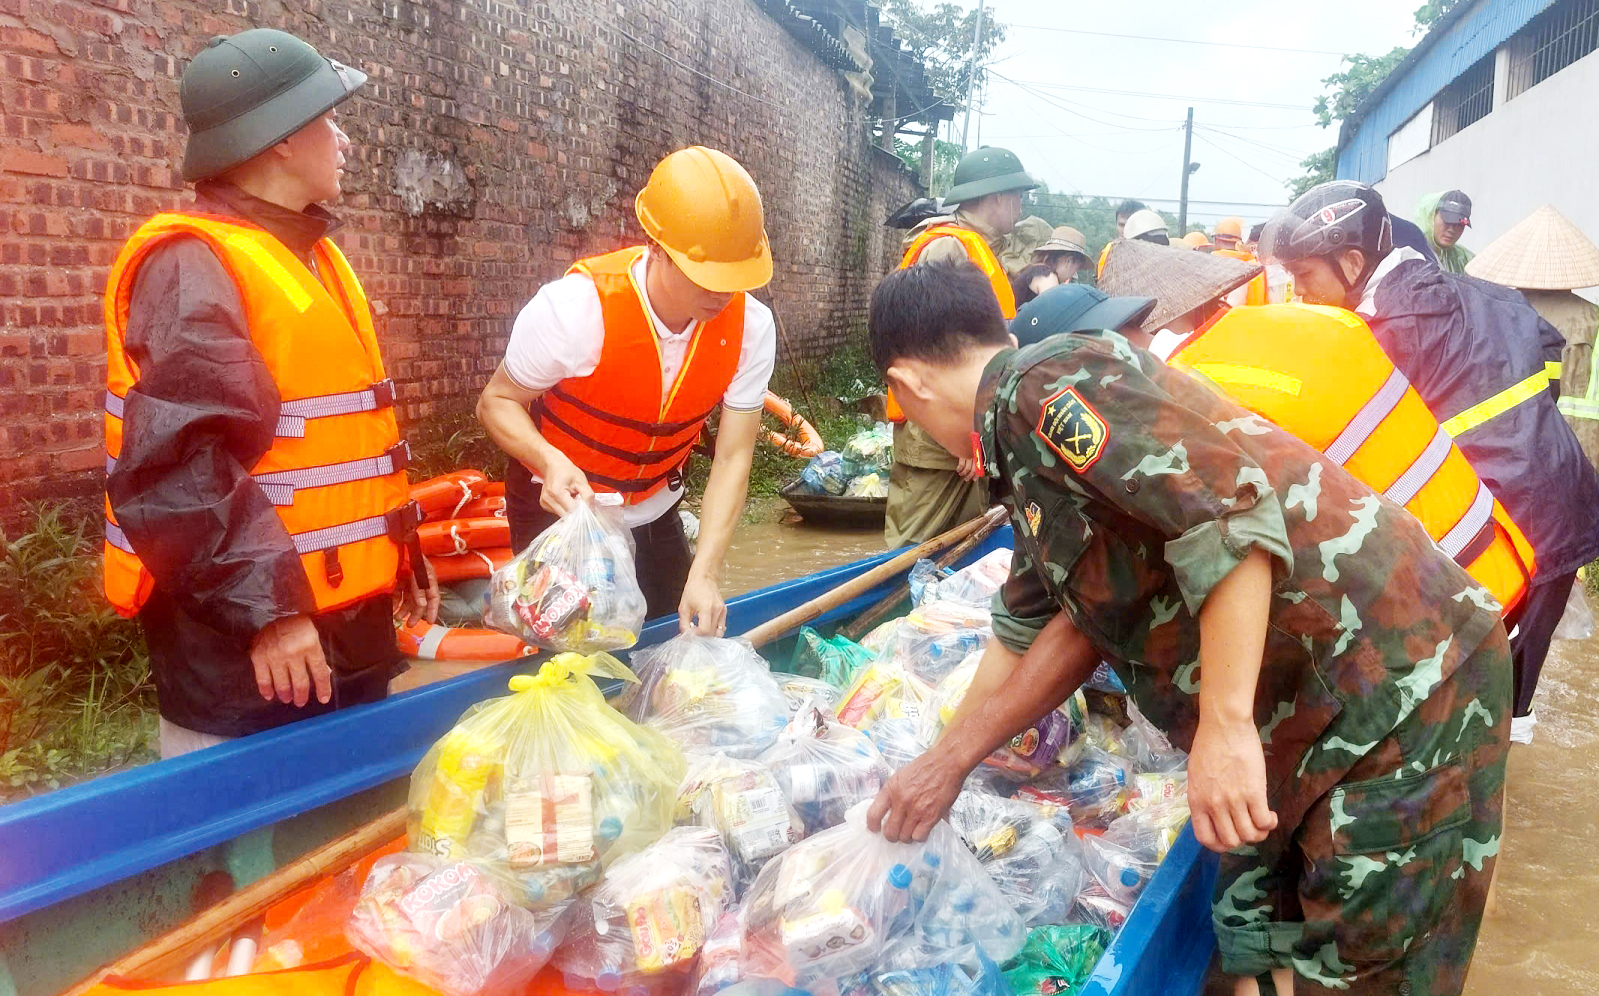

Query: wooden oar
left=841, top=505, right=1011, bottom=642
left=63, top=807, right=407, bottom=993
left=739, top=505, right=1008, bottom=648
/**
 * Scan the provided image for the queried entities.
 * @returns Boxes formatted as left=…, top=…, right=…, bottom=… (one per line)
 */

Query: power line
left=999, top=23, right=1348, bottom=57
left=990, top=72, right=1181, bottom=132
left=1012, top=79, right=1314, bottom=112
left=1193, top=132, right=1288, bottom=188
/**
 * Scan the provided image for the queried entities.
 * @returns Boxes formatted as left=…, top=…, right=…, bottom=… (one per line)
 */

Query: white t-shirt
left=503, top=249, right=777, bottom=527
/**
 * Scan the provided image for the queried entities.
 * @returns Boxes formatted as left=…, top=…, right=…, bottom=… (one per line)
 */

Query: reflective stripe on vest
left=900, top=225, right=1018, bottom=319
left=102, top=213, right=410, bottom=618
left=1441, top=368, right=1554, bottom=437
left=533, top=246, right=744, bottom=504
left=1171, top=302, right=1535, bottom=614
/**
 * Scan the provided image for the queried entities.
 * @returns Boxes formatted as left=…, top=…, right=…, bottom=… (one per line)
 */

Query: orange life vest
left=888, top=225, right=1017, bottom=423
left=1171, top=303, right=1535, bottom=615
left=103, top=213, right=415, bottom=618
left=1213, top=248, right=1269, bottom=306
left=534, top=246, right=744, bottom=503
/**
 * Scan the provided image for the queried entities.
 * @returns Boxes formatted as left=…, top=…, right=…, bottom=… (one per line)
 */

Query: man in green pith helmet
left=884, top=146, right=1044, bottom=547
left=104, top=28, right=437, bottom=762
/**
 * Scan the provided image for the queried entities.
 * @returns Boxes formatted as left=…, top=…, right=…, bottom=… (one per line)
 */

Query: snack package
left=346, top=853, right=573, bottom=996
left=948, top=792, right=1085, bottom=927
left=1084, top=661, right=1127, bottom=695
left=483, top=497, right=646, bottom=653
left=791, top=627, right=876, bottom=690
left=924, top=659, right=1075, bottom=779
left=676, top=753, right=806, bottom=889
left=801, top=452, right=848, bottom=495
left=841, top=423, right=894, bottom=480
left=1000, top=924, right=1112, bottom=996
left=555, top=826, right=736, bottom=990
left=628, top=634, right=791, bottom=759
left=837, top=661, right=933, bottom=731
left=759, top=707, right=892, bottom=836
left=777, top=674, right=845, bottom=716
left=737, top=802, right=1023, bottom=987
left=408, top=654, right=686, bottom=907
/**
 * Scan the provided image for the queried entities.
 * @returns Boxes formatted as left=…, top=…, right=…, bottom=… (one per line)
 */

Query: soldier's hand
left=249, top=615, right=331, bottom=707
left=1188, top=715, right=1278, bottom=852
left=955, top=455, right=982, bottom=481
left=537, top=454, right=594, bottom=516
left=867, top=749, right=967, bottom=843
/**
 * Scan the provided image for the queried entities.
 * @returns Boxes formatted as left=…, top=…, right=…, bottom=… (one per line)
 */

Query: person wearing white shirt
left=477, top=147, right=776, bottom=635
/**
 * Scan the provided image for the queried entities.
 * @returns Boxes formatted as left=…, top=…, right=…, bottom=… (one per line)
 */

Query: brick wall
left=0, top=0, right=921, bottom=508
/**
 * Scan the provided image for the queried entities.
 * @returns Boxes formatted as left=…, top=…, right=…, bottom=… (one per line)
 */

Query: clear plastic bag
left=1022, top=745, right=1132, bottom=829
left=1000, top=924, right=1112, bottom=996
left=777, top=674, right=845, bottom=716
left=842, top=423, right=894, bottom=480
left=865, top=943, right=1011, bottom=996
left=844, top=473, right=887, bottom=498
left=791, top=627, right=876, bottom=690
left=1080, top=832, right=1157, bottom=907
left=836, top=661, right=934, bottom=732
left=482, top=497, right=646, bottom=653
left=883, top=601, right=993, bottom=686
left=948, top=792, right=1085, bottom=927
left=759, top=706, right=892, bottom=836
left=676, top=753, right=806, bottom=890
left=1069, top=880, right=1131, bottom=932
left=346, top=852, right=574, bottom=996
left=866, top=716, right=930, bottom=772
left=407, top=654, right=686, bottom=907
left=628, top=634, right=791, bottom=759
left=555, top=826, right=736, bottom=991
left=1555, top=581, right=1595, bottom=640
left=923, top=658, right=1075, bottom=780
left=921, top=549, right=1014, bottom=608
left=801, top=452, right=848, bottom=495
left=908, top=559, right=948, bottom=607
left=1121, top=699, right=1187, bottom=774
left=1106, top=797, right=1190, bottom=862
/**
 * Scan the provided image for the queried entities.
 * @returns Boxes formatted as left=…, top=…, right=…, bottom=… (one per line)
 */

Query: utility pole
left=1178, top=107, right=1195, bottom=233
left=960, top=0, right=986, bottom=152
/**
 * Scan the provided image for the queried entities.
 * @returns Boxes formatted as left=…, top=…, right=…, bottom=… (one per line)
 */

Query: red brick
left=50, top=122, right=109, bottom=150
left=53, top=445, right=106, bottom=473
left=0, top=149, right=68, bottom=177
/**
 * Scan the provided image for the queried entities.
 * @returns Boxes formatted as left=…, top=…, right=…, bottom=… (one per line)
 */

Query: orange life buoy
left=427, top=546, right=513, bottom=583
left=412, top=470, right=489, bottom=518
left=395, top=616, right=532, bottom=661
left=417, top=516, right=512, bottom=556
left=761, top=391, right=825, bottom=458
left=455, top=495, right=506, bottom=519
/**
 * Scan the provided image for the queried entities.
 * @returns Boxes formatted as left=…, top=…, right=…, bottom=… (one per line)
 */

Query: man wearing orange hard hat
left=1213, top=216, right=1246, bottom=252
left=478, top=146, right=777, bottom=636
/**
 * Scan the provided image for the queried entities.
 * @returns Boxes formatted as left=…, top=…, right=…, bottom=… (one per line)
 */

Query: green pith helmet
left=943, top=146, right=1038, bottom=208
left=180, top=29, right=366, bottom=182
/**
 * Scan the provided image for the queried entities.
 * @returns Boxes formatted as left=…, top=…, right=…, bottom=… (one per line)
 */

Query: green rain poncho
left=1416, top=191, right=1475, bottom=275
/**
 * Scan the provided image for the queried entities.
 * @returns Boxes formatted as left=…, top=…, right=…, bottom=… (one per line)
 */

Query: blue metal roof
left=1337, top=0, right=1561, bottom=183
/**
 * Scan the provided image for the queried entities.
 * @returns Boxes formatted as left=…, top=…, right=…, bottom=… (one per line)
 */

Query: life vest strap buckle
left=323, top=547, right=344, bottom=587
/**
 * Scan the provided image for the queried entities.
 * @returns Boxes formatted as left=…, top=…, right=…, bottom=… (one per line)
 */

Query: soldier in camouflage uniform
left=864, top=261, right=1510, bottom=996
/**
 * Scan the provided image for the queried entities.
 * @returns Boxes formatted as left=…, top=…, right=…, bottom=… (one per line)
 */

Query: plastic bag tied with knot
left=483, top=496, right=646, bottom=653
left=407, top=653, right=686, bottom=910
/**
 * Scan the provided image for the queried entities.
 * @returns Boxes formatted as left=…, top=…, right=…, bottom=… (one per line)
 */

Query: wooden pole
left=842, top=505, right=1009, bottom=642
left=63, top=807, right=407, bottom=994
left=739, top=506, right=1007, bottom=649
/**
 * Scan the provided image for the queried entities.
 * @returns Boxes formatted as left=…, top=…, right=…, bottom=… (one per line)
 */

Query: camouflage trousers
left=1213, top=627, right=1511, bottom=995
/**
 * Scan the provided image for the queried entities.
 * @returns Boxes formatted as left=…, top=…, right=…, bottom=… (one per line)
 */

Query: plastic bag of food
left=555, top=826, right=736, bottom=991
left=863, top=943, right=1011, bottom=996
left=837, top=661, right=934, bottom=731
left=801, top=452, right=848, bottom=496
left=922, top=550, right=1014, bottom=608
left=346, top=852, right=574, bottom=996
left=407, top=654, right=686, bottom=908
left=923, top=659, right=1075, bottom=779
left=1018, top=745, right=1132, bottom=829
left=687, top=905, right=798, bottom=996
left=844, top=473, right=888, bottom=499
left=867, top=716, right=929, bottom=772
left=737, top=802, right=1023, bottom=987
left=1121, top=699, right=1187, bottom=774
left=908, top=559, right=947, bottom=607
left=1001, top=924, right=1111, bottom=996
left=759, top=706, right=891, bottom=835
left=483, top=496, right=646, bottom=653
left=877, top=601, right=992, bottom=685
left=1105, top=797, right=1190, bottom=862
left=777, top=673, right=845, bottom=716
left=948, top=792, right=1085, bottom=927
left=628, top=634, right=791, bottom=759
left=1069, top=881, right=1131, bottom=932
left=1080, top=833, right=1157, bottom=907
left=791, top=627, right=876, bottom=690
left=676, top=753, right=806, bottom=889
left=842, top=423, right=894, bottom=480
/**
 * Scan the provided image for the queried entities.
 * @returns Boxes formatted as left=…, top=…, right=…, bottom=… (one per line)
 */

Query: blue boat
left=0, top=532, right=1217, bottom=996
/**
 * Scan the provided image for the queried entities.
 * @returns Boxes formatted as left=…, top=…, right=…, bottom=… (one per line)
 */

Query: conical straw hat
left=1099, top=238, right=1261, bottom=331
left=1465, top=204, right=1599, bottom=290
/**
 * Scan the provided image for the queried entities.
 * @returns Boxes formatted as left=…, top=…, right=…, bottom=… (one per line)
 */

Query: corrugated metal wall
left=1337, top=0, right=1560, bottom=182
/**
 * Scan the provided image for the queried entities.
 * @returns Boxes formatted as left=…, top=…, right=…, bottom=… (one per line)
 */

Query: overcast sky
left=960, top=0, right=1421, bottom=229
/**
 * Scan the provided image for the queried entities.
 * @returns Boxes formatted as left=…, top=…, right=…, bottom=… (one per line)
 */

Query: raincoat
left=1416, top=191, right=1475, bottom=275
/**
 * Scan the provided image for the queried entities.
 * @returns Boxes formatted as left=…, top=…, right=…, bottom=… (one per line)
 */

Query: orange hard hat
left=1183, top=231, right=1212, bottom=248
left=1215, top=216, right=1245, bottom=239
left=635, top=146, right=773, bottom=292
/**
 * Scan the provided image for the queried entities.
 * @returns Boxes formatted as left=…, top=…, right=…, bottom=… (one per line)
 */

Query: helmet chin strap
left=1330, top=251, right=1377, bottom=307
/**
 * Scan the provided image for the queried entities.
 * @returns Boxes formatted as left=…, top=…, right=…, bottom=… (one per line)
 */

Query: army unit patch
left=1025, top=501, right=1043, bottom=536
left=1036, top=386, right=1108, bottom=471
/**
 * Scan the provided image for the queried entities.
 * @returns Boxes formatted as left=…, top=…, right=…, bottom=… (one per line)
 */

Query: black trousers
left=505, top=462, right=693, bottom=621
left=1505, top=570, right=1579, bottom=717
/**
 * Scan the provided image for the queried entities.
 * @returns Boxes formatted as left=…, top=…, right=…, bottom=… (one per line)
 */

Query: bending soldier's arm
left=108, top=239, right=328, bottom=706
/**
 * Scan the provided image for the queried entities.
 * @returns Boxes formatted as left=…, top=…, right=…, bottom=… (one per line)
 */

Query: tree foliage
left=893, top=135, right=964, bottom=196
left=1413, top=0, right=1465, bottom=33
left=1287, top=148, right=1338, bottom=200
left=876, top=0, right=1007, bottom=110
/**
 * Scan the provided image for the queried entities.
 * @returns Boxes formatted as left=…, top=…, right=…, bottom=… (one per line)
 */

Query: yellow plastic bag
left=407, top=653, right=688, bottom=911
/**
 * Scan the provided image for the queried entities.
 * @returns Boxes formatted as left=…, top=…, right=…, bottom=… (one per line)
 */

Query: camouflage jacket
left=977, top=333, right=1503, bottom=828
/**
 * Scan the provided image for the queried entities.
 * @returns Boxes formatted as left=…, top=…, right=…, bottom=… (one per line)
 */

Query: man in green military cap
left=105, top=28, right=436, bottom=762
left=865, top=259, right=1511, bottom=995
left=885, top=146, right=1046, bottom=547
